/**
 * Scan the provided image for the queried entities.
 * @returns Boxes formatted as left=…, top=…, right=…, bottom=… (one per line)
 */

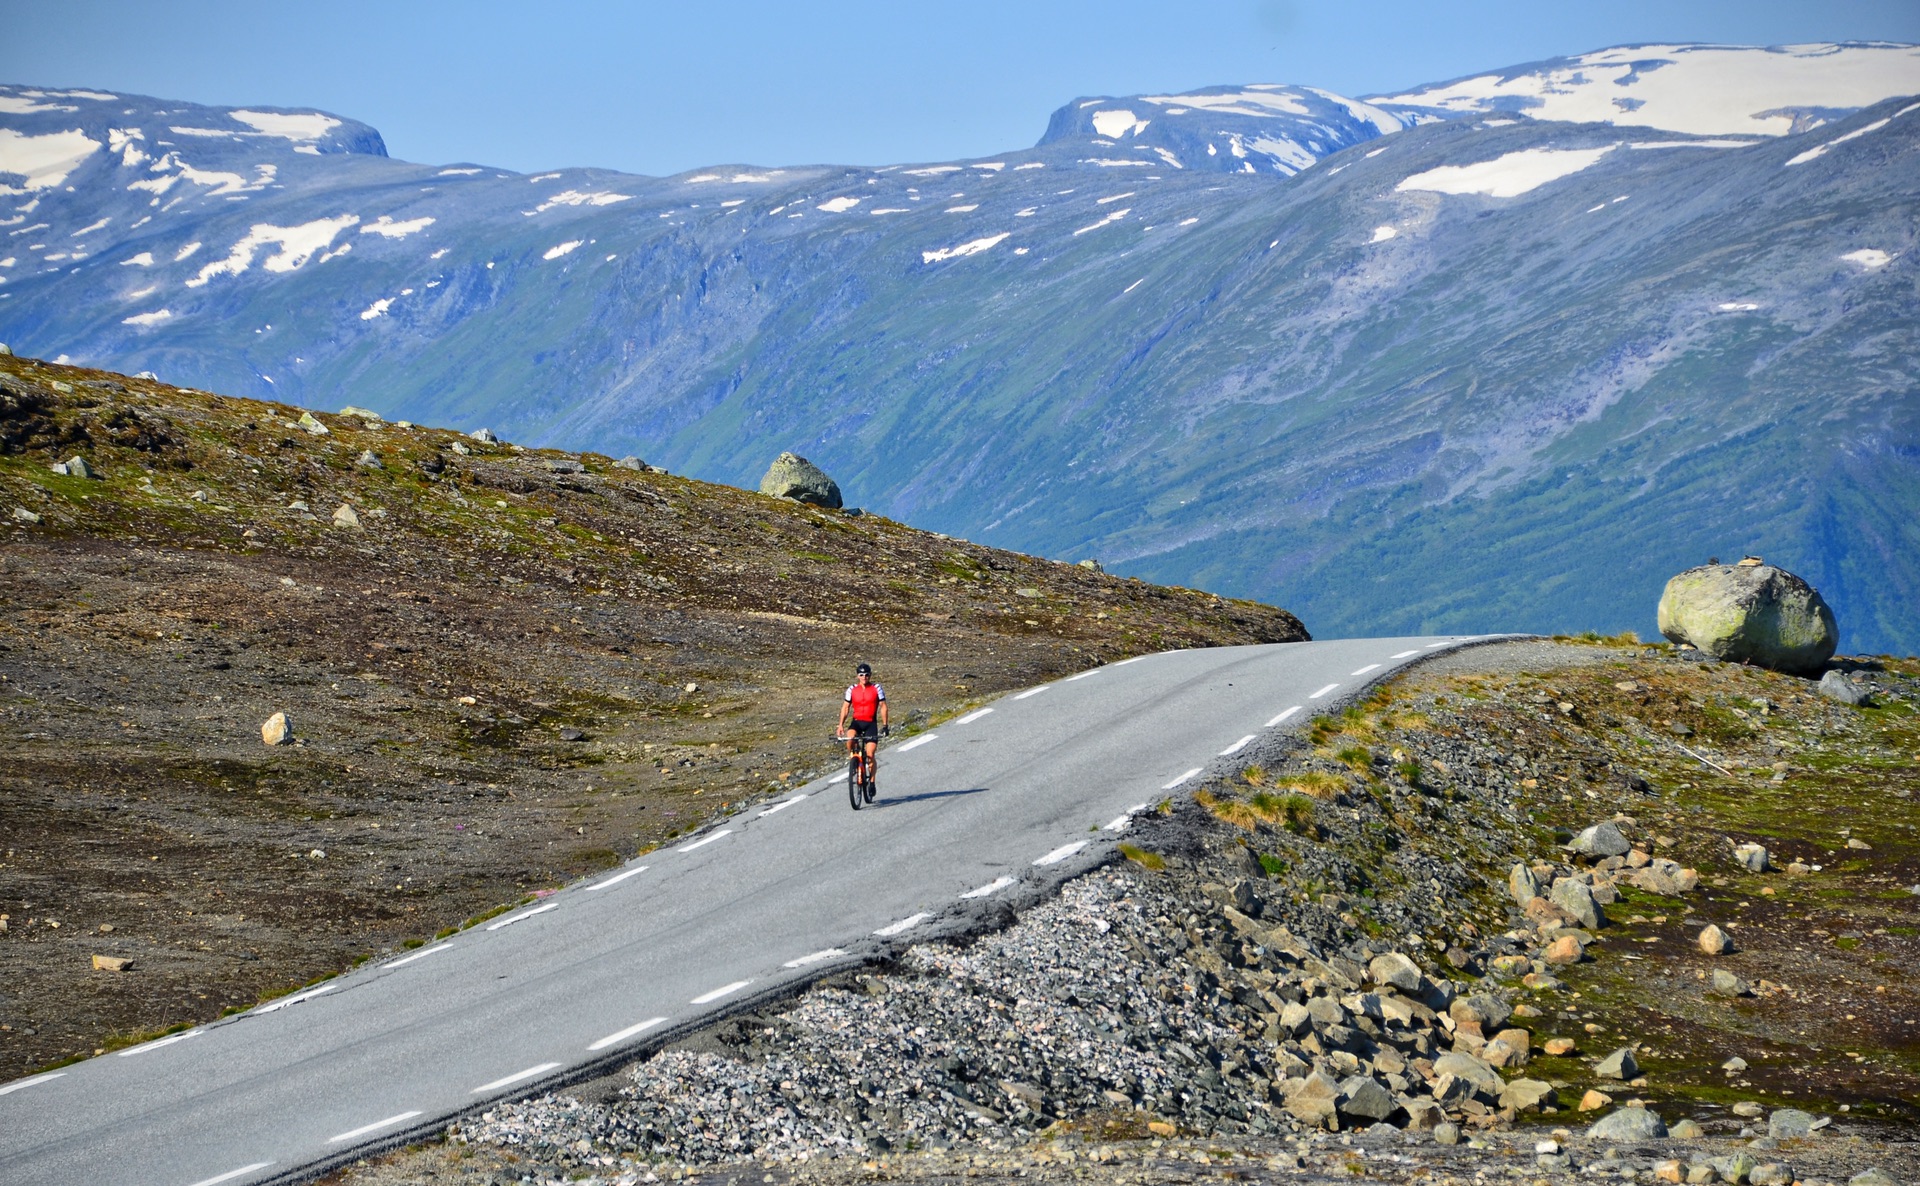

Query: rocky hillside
left=321, top=638, right=1918, bottom=1186
left=0, top=352, right=1302, bottom=1080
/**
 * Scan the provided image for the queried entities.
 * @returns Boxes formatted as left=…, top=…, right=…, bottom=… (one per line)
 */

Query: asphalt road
left=0, top=634, right=1504, bottom=1186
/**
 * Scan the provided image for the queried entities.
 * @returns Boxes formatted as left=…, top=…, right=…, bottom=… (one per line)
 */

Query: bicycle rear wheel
left=848, top=754, right=864, bottom=810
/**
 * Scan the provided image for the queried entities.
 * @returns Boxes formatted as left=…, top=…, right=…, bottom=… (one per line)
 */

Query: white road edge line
left=117, top=1028, right=200, bottom=1056
left=472, top=1062, right=563, bottom=1094
left=691, top=979, right=753, bottom=1004
left=385, top=943, right=454, bottom=968
left=1034, top=841, right=1088, bottom=866
left=186, top=1163, right=275, bottom=1186
left=896, top=733, right=937, bottom=752
left=486, top=901, right=558, bottom=931
left=1426, top=641, right=1450, bottom=648
left=1012, top=686, right=1049, bottom=700
left=1351, top=664, right=1381, bottom=676
left=588, top=1016, right=668, bottom=1051
left=758, top=794, right=808, bottom=817
left=676, top=829, right=734, bottom=853
left=252, top=983, right=334, bottom=1014
left=1390, top=649, right=1420, bottom=659
left=961, top=876, right=1016, bottom=899
left=783, top=948, right=847, bottom=969
left=327, top=1110, right=424, bottom=1143
left=1266, top=706, right=1301, bottom=727
left=0, top=1071, right=65, bottom=1095
left=874, top=912, right=932, bottom=936
left=1113, top=655, right=1149, bottom=666
left=1065, top=668, right=1103, bottom=681
left=1162, top=767, right=1202, bottom=790
left=1309, top=682, right=1340, bottom=699
left=1219, top=734, right=1256, bottom=756
left=585, top=865, right=650, bottom=891
left=955, top=708, right=993, bottom=724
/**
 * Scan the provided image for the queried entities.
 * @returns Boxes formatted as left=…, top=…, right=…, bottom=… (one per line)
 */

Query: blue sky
left=6, top=0, right=1918, bottom=176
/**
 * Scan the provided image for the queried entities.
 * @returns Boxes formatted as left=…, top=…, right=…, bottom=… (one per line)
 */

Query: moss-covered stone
left=1656, top=563, right=1836, bottom=675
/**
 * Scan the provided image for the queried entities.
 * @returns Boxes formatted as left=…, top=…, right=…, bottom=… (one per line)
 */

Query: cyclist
left=836, top=662, right=889, bottom=793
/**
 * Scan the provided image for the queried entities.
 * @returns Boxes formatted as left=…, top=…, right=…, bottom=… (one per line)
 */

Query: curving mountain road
left=0, top=635, right=1512, bottom=1186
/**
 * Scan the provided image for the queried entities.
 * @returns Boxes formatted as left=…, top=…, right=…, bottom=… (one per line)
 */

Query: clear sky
left=6, top=0, right=1918, bottom=177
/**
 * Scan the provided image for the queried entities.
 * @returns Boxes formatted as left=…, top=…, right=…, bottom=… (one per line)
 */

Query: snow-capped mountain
left=2, top=44, right=1917, bottom=654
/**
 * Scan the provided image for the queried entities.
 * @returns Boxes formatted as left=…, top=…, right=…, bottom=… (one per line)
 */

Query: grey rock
left=614, top=456, right=647, bottom=470
left=1551, top=878, right=1606, bottom=929
left=297, top=411, right=329, bottom=435
left=1594, top=1046, right=1639, bottom=1080
left=1368, top=952, right=1423, bottom=994
left=1450, top=992, right=1512, bottom=1031
left=1278, top=1001, right=1313, bottom=1037
left=1732, top=842, right=1771, bottom=872
left=1587, top=1105, right=1668, bottom=1141
left=1657, top=563, right=1837, bottom=675
left=1431, top=1051, right=1502, bottom=1099
left=1509, top=862, right=1541, bottom=905
left=758, top=451, right=843, bottom=508
left=557, top=726, right=586, bottom=742
left=1767, top=1109, right=1828, bottom=1139
left=1749, top=1165, right=1793, bottom=1186
left=261, top=712, right=292, bottom=746
left=1335, top=1074, right=1398, bottom=1124
left=64, top=455, right=98, bottom=479
left=1847, top=1171, right=1898, bottom=1186
left=1432, top=1122, right=1462, bottom=1146
left=0, top=342, right=10, bottom=355
left=134, top=369, right=157, bottom=380
left=356, top=449, right=383, bottom=469
left=1500, top=1078, right=1555, bottom=1112
left=1817, top=671, right=1873, bottom=707
left=543, top=457, right=586, bottom=474
left=1722, top=1057, right=1749, bottom=1073
left=1711, top=1153, right=1758, bottom=1184
left=470, top=428, right=498, bottom=443
left=1570, top=821, right=1632, bottom=859
left=331, top=503, right=361, bottom=529
left=1698, top=924, right=1735, bottom=955
left=1669, top=1118, right=1705, bottom=1139
left=1710, top=969, right=1753, bottom=997
left=1077, top=558, right=1102, bottom=571
left=12, top=506, right=40, bottom=524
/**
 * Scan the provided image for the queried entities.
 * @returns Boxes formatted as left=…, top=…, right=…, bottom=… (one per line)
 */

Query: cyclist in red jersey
left=836, top=663, right=889, bottom=788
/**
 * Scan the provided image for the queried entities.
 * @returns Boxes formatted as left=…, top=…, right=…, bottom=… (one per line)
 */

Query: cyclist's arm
left=879, top=699, right=889, bottom=730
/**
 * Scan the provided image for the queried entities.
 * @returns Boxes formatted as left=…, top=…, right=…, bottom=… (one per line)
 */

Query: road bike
left=836, top=728, right=880, bottom=809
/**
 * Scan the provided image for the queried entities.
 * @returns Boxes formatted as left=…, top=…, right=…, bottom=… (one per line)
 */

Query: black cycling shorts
left=848, top=719, right=880, bottom=743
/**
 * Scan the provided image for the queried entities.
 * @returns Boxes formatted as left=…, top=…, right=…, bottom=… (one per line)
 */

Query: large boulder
left=1657, top=562, right=1836, bottom=675
left=758, top=452, right=843, bottom=508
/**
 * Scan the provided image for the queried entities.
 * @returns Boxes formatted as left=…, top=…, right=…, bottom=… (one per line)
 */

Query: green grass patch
left=1117, top=843, right=1165, bottom=871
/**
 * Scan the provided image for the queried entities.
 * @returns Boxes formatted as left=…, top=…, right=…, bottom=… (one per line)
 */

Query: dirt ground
left=0, top=355, right=1304, bottom=1080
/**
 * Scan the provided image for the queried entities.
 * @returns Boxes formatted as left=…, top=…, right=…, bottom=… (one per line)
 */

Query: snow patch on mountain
left=1378, top=43, right=1920, bottom=138
left=230, top=110, right=340, bottom=141
left=1091, top=110, right=1149, bottom=138
left=185, top=215, right=359, bottom=286
left=817, top=196, right=862, bottom=213
left=0, top=128, right=101, bottom=192
left=921, top=232, right=1009, bottom=263
left=1841, top=248, right=1893, bottom=269
left=1397, top=146, right=1616, bottom=197
left=361, top=215, right=435, bottom=239
left=122, top=308, right=173, bottom=326
left=528, top=189, right=631, bottom=215
left=542, top=240, right=584, bottom=260
left=1786, top=99, right=1920, bottom=165
left=360, top=297, right=393, bottom=320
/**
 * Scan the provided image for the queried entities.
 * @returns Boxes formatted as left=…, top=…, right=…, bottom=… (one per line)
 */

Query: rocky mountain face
left=1, top=43, right=1916, bottom=653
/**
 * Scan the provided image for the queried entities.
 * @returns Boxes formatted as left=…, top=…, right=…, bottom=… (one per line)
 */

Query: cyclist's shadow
left=870, top=786, right=988, bottom=809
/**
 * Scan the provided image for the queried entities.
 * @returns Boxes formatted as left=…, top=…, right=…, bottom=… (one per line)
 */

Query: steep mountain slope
left=1, top=44, right=1917, bottom=653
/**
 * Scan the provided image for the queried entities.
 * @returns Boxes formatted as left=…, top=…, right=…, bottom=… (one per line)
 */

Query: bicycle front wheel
left=848, top=755, right=864, bottom=810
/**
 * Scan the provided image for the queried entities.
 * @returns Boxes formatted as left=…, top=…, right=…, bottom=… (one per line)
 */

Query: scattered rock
left=1657, top=1160, right=1687, bottom=1183
left=356, top=449, right=383, bottom=469
left=1509, top=862, right=1541, bottom=905
left=297, top=411, right=329, bottom=435
left=332, top=504, right=361, bottom=529
left=261, top=712, right=293, bottom=746
left=1579, top=1089, right=1614, bottom=1112
left=1710, top=969, right=1753, bottom=997
left=1847, top=1170, right=1898, bottom=1186
left=1711, top=1152, right=1759, bottom=1184
left=1367, top=951, right=1423, bottom=993
left=1846, top=837, right=1873, bottom=850
left=1722, top=1056, right=1749, bottom=1073
left=758, top=451, right=843, bottom=508
left=1569, top=821, right=1631, bottom=859
left=557, top=727, right=586, bottom=742
left=91, top=954, right=133, bottom=972
left=1449, top=993, right=1513, bottom=1032
left=614, top=456, right=647, bottom=471
left=1698, top=924, right=1735, bottom=955
left=134, top=369, right=157, bottom=380
left=1594, top=1047, right=1639, bottom=1080
left=1767, top=1109, right=1828, bottom=1139
left=59, top=455, right=97, bottom=479
left=1588, top=1105, right=1667, bottom=1141
left=1543, top=1037, right=1577, bottom=1056
left=1432, top=1122, right=1461, bottom=1146
left=13, top=506, right=41, bottom=524
left=1669, top=1118, right=1705, bottom=1139
left=1431, top=1051, right=1502, bottom=1100
left=450, top=441, right=471, bottom=455
left=1732, top=1101, right=1766, bottom=1118
left=1543, top=934, right=1584, bottom=965
left=1656, top=562, right=1837, bottom=675
left=339, top=405, right=384, bottom=422
left=1817, top=671, right=1873, bottom=707
left=470, top=428, right=498, bottom=443
left=1499, top=1078, right=1554, bottom=1112
left=0, top=342, right=10, bottom=355
left=1077, top=559, right=1102, bottom=571
left=1336, top=1074, right=1398, bottom=1124
left=1550, top=878, right=1605, bottom=929
left=1749, top=1164, right=1793, bottom=1186
left=543, top=457, right=586, bottom=474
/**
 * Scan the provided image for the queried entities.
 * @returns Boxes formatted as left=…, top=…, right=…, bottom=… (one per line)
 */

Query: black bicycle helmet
left=855, top=662, right=872, bottom=675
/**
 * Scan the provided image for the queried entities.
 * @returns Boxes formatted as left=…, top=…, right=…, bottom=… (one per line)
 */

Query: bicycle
left=835, top=728, right=881, bottom=809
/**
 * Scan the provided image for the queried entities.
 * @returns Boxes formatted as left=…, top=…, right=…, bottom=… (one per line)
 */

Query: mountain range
left=3, top=42, right=1917, bottom=653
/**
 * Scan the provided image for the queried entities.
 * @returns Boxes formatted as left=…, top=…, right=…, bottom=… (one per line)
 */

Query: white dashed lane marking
left=955, top=708, right=993, bottom=724
left=897, top=733, right=938, bottom=752
left=472, top=1063, right=562, bottom=1094
left=186, top=1163, right=274, bottom=1186
left=1012, top=686, right=1049, bottom=700
left=327, top=1110, right=423, bottom=1143
left=1162, top=767, right=1202, bottom=790
left=585, top=865, right=650, bottom=891
left=1102, top=803, right=1150, bottom=832
left=1391, top=649, right=1420, bottom=659
left=385, top=943, right=454, bottom=968
left=486, top=902, right=558, bottom=931
left=0, top=1071, right=65, bottom=1095
left=588, top=1016, right=667, bottom=1051
left=1219, top=734, right=1256, bottom=757
left=117, top=1028, right=200, bottom=1056
left=783, top=948, right=846, bottom=969
left=875, top=913, right=932, bottom=936
left=758, top=795, right=808, bottom=818
left=1309, top=683, right=1340, bottom=699
left=961, top=876, right=1016, bottom=899
left=691, top=980, right=753, bottom=1004
left=1034, top=841, right=1088, bottom=867
left=1266, top=705, right=1301, bottom=727
left=1351, top=664, right=1380, bottom=676
left=1065, top=668, right=1103, bottom=681
left=253, top=984, right=334, bottom=1014
left=1113, top=655, right=1149, bottom=666
left=676, top=829, right=733, bottom=853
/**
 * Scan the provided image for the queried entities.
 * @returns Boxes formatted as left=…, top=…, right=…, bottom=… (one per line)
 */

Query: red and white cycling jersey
left=844, top=682, right=886, bottom=722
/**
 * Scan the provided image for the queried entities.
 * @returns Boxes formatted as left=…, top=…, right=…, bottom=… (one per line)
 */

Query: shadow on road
left=871, top=786, right=989, bottom=808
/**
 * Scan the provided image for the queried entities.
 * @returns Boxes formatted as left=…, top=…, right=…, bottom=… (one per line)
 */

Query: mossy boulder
left=1657, top=563, right=1836, bottom=675
left=758, top=451, right=842, bottom=508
